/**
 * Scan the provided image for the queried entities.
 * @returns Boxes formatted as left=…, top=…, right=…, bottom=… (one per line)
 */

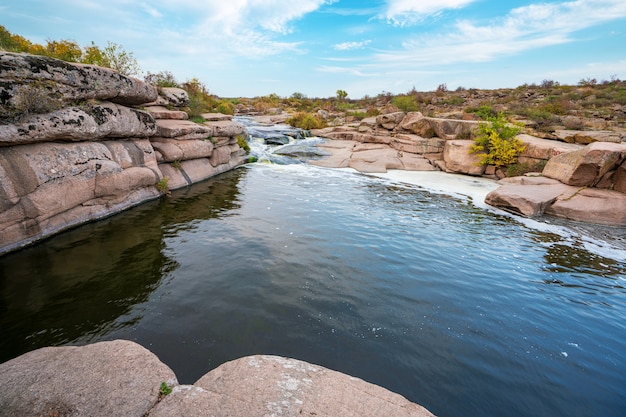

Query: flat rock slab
left=486, top=174, right=626, bottom=225
left=0, top=340, right=177, bottom=417
left=546, top=187, right=626, bottom=226
left=151, top=355, right=435, bottom=417
left=485, top=178, right=578, bottom=216
left=156, top=119, right=212, bottom=139
left=0, top=102, right=156, bottom=146
left=202, top=113, right=233, bottom=121
left=310, top=140, right=436, bottom=173
left=145, top=105, right=189, bottom=120
left=517, top=134, right=583, bottom=159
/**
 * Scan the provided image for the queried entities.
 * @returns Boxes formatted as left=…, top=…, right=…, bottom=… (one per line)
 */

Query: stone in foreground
left=0, top=340, right=177, bottom=417
left=0, top=341, right=436, bottom=417
left=151, top=355, right=435, bottom=417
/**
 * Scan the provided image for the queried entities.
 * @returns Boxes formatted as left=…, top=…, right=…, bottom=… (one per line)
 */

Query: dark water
left=1, top=163, right=625, bottom=417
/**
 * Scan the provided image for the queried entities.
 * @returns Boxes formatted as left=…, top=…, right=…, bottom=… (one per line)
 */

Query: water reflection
left=0, top=169, right=244, bottom=363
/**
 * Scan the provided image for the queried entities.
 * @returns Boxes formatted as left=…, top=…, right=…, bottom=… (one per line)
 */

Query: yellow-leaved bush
left=470, top=113, right=525, bottom=168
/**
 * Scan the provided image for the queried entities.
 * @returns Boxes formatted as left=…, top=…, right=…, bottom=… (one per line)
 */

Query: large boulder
left=442, top=140, right=485, bottom=176
left=485, top=176, right=578, bottom=216
left=0, top=101, right=156, bottom=146
left=0, top=52, right=157, bottom=121
left=398, top=112, right=434, bottom=137
left=151, top=355, right=435, bottom=417
left=376, top=111, right=406, bottom=130
left=546, top=188, right=626, bottom=226
left=542, top=141, right=626, bottom=186
left=427, top=118, right=479, bottom=140
left=0, top=340, right=177, bottom=417
left=158, top=87, right=189, bottom=107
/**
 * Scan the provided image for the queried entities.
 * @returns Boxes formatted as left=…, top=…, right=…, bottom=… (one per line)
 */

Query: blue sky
left=2, top=0, right=626, bottom=98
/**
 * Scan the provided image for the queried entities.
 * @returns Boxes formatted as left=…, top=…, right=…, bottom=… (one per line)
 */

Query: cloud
left=375, top=0, right=626, bottom=66
left=140, top=3, right=163, bottom=19
left=333, top=40, right=372, bottom=51
left=382, top=0, right=476, bottom=26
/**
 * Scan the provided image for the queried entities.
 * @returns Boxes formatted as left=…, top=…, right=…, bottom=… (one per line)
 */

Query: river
left=0, top=121, right=625, bottom=417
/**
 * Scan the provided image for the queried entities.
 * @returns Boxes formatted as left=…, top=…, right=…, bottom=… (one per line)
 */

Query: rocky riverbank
left=0, top=340, right=435, bottom=417
left=310, top=112, right=626, bottom=226
left=0, top=52, right=247, bottom=255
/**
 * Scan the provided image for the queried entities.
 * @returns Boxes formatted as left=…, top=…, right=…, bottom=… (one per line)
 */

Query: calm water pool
left=1, top=163, right=625, bottom=417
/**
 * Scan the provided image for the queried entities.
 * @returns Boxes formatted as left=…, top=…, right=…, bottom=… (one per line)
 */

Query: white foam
left=367, top=170, right=500, bottom=208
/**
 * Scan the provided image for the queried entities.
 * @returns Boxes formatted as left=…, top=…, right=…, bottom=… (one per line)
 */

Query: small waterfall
left=235, top=116, right=327, bottom=164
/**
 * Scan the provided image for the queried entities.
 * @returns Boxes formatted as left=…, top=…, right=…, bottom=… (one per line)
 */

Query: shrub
left=286, top=112, right=326, bottom=130
left=466, top=104, right=498, bottom=120
left=392, top=95, right=418, bottom=112
left=182, top=78, right=218, bottom=118
left=236, top=134, right=250, bottom=152
left=216, top=100, right=235, bottom=115
left=470, top=113, right=525, bottom=168
left=144, top=71, right=179, bottom=87
left=507, top=160, right=547, bottom=177
left=13, top=80, right=64, bottom=117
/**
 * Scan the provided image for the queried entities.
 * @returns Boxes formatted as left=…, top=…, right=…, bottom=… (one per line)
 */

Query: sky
left=2, top=0, right=626, bottom=98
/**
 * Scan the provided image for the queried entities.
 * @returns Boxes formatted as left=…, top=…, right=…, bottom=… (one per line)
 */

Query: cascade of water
left=235, top=116, right=326, bottom=164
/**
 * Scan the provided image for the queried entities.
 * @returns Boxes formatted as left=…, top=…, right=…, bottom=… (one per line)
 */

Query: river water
left=1, top=128, right=625, bottom=417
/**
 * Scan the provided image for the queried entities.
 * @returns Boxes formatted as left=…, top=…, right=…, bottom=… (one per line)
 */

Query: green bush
left=236, top=134, right=250, bottom=152
left=470, top=113, right=525, bottom=168
left=286, top=112, right=326, bottom=130
left=392, top=95, right=418, bottom=112
left=216, top=100, right=235, bottom=115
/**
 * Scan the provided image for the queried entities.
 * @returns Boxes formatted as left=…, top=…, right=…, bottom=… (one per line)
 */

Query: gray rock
left=0, top=340, right=177, bottom=417
left=158, top=87, right=190, bottom=107
left=0, top=52, right=157, bottom=120
left=0, top=102, right=156, bottom=146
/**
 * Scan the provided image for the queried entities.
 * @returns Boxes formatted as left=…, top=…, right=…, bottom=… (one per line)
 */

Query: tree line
left=0, top=25, right=140, bottom=76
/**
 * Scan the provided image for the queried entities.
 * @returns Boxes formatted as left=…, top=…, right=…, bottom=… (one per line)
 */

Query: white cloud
left=375, top=0, right=626, bottom=66
left=141, top=3, right=163, bottom=19
left=382, top=0, right=476, bottom=26
left=333, top=40, right=372, bottom=51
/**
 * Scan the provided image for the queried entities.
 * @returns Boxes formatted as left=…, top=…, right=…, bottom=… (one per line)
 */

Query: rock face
left=0, top=52, right=246, bottom=255
left=0, top=341, right=436, bottom=417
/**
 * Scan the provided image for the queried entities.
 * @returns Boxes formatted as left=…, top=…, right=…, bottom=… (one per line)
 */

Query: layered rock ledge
left=0, top=340, right=436, bottom=417
left=312, top=111, right=626, bottom=226
left=0, top=52, right=247, bottom=255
